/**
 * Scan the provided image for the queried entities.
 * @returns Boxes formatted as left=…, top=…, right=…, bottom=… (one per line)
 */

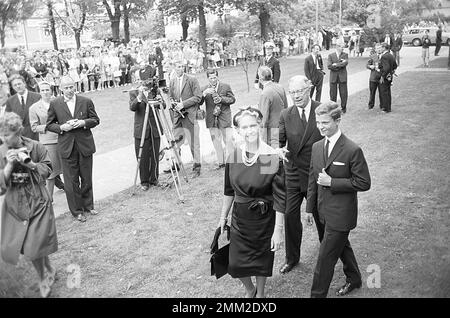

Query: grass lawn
left=1, top=68, right=449, bottom=298
left=85, top=55, right=369, bottom=155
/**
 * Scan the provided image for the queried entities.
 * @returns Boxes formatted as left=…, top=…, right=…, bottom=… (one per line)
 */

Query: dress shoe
left=214, top=164, right=226, bottom=170
left=279, top=263, right=298, bottom=274
left=163, top=164, right=180, bottom=174
left=149, top=180, right=159, bottom=187
left=86, top=209, right=98, bottom=215
left=336, top=282, right=362, bottom=296
left=76, top=214, right=87, bottom=222
left=141, top=184, right=150, bottom=191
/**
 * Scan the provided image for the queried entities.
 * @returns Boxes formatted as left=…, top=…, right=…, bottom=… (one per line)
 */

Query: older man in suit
left=5, top=74, right=41, bottom=140
left=378, top=42, right=397, bottom=113
left=328, top=43, right=349, bottom=113
left=254, top=41, right=281, bottom=90
left=200, top=69, right=235, bottom=169
left=278, top=75, right=323, bottom=274
left=129, top=66, right=161, bottom=191
left=304, top=44, right=325, bottom=102
left=306, top=101, right=371, bottom=298
left=258, top=66, right=288, bottom=149
left=46, top=76, right=100, bottom=223
left=168, top=60, right=202, bottom=177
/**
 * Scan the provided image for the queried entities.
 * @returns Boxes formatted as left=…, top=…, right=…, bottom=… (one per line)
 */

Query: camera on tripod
left=140, top=76, right=167, bottom=99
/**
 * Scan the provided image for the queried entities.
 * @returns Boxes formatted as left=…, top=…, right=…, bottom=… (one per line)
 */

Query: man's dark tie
left=21, top=95, right=25, bottom=110
left=301, top=108, right=307, bottom=125
left=325, top=139, right=330, bottom=161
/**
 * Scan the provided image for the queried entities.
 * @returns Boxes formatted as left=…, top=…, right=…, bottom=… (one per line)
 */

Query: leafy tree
left=0, top=0, right=37, bottom=48
left=227, top=37, right=260, bottom=92
left=102, top=0, right=122, bottom=42
left=122, top=0, right=154, bottom=44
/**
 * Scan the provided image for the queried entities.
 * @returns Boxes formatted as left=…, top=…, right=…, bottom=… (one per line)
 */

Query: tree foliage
left=0, top=0, right=37, bottom=47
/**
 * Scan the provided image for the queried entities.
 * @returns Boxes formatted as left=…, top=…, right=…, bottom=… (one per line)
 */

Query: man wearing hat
left=254, top=41, right=281, bottom=90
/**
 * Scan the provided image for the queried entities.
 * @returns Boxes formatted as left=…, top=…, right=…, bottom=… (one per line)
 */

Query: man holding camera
left=168, top=60, right=202, bottom=177
left=200, top=69, right=235, bottom=170
left=129, top=63, right=161, bottom=191
left=46, top=76, right=100, bottom=223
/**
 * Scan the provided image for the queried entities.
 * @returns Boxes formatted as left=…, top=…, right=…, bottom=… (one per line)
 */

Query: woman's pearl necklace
left=242, top=147, right=260, bottom=166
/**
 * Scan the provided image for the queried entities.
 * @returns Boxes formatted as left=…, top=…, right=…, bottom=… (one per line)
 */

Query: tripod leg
left=134, top=103, right=150, bottom=187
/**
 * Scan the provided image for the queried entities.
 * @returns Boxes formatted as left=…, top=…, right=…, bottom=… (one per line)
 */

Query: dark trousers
left=435, top=41, right=442, bottom=56
left=330, top=79, right=348, bottom=111
left=311, top=222, right=361, bottom=298
left=392, top=50, right=400, bottom=66
left=61, top=143, right=94, bottom=217
left=368, top=80, right=380, bottom=108
left=310, top=74, right=324, bottom=102
left=134, top=137, right=161, bottom=185
left=284, top=167, right=323, bottom=265
left=379, top=81, right=392, bottom=112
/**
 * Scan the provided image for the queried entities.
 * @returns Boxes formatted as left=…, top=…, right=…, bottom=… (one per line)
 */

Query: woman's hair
left=0, top=112, right=23, bottom=134
left=233, top=106, right=263, bottom=127
left=315, top=101, right=342, bottom=121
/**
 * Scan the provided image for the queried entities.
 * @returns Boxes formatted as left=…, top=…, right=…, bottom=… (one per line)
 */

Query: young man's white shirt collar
left=18, top=89, right=29, bottom=104
left=325, top=129, right=342, bottom=156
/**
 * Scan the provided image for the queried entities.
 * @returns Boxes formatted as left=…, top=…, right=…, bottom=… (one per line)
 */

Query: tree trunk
left=74, top=30, right=81, bottom=49
left=259, top=5, right=270, bottom=42
left=157, top=8, right=166, bottom=38
left=111, top=18, right=120, bottom=41
left=0, top=29, right=5, bottom=48
left=123, top=7, right=130, bottom=43
left=181, top=15, right=189, bottom=41
left=47, top=0, right=58, bottom=50
left=103, top=0, right=121, bottom=42
left=198, top=2, right=208, bottom=70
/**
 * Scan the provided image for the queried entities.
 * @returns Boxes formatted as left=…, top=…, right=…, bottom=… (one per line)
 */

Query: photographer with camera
left=168, top=60, right=202, bottom=177
left=129, top=61, right=161, bottom=191
left=200, top=69, right=235, bottom=170
left=0, top=112, right=58, bottom=297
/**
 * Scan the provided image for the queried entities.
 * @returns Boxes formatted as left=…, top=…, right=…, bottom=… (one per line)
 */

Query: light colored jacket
left=29, top=99, right=59, bottom=144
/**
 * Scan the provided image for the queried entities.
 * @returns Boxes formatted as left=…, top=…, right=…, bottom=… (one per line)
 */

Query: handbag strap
left=210, top=225, right=230, bottom=254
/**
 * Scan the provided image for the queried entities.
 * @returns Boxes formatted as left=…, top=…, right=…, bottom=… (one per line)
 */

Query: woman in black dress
left=218, top=107, right=285, bottom=298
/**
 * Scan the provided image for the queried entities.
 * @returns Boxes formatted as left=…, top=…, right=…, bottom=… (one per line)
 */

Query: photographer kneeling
left=129, top=60, right=161, bottom=191
left=0, top=112, right=58, bottom=297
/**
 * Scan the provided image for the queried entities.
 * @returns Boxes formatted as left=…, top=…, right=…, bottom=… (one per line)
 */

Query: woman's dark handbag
left=210, top=225, right=230, bottom=279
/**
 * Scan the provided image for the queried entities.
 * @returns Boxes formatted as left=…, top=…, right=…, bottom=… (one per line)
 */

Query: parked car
left=402, top=27, right=450, bottom=46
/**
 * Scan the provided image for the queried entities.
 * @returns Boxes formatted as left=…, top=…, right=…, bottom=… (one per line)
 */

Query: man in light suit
left=257, top=66, right=288, bottom=148
left=5, top=74, right=41, bottom=140
left=254, top=41, right=281, bottom=90
left=306, top=101, right=371, bottom=297
left=168, top=60, right=202, bottom=177
left=278, top=75, right=323, bottom=274
left=328, top=43, right=349, bottom=113
left=200, top=69, right=235, bottom=169
left=46, top=76, right=100, bottom=223
left=304, top=44, right=325, bottom=102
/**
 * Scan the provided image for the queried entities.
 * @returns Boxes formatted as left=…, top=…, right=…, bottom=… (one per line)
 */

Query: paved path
left=3, top=46, right=448, bottom=222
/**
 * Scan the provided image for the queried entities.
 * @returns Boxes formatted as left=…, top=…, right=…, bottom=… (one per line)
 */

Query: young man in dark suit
left=327, top=44, right=348, bottom=113
left=366, top=43, right=382, bottom=110
left=258, top=66, right=288, bottom=149
left=304, top=44, right=325, bottom=102
left=46, top=76, right=100, bottom=222
left=168, top=60, right=202, bottom=177
left=391, top=33, right=403, bottom=67
left=200, top=69, right=235, bottom=169
left=306, top=101, right=371, bottom=298
left=6, top=74, right=41, bottom=140
left=129, top=64, right=161, bottom=191
left=378, top=42, right=397, bottom=113
left=278, top=75, right=323, bottom=274
left=254, top=41, right=281, bottom=90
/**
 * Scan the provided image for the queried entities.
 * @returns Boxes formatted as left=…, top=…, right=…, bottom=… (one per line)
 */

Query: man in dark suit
left=435, top=25, right=442, bottom=56
left=366, top=43, right=382, bottom=110
left=378, top=42, right=397, bottom=113
left=383, top=33, right=394, bottom=51
left=258, top=66, right=288, bottom=149
left=46, top=76, right=100, bottom=223
left=278, top=75, right=323, bottom=274
left=168, top=60, right=202, bottom=177
left=304, top=44, right=325, bottom=102
left=327, top=44, right=349, bottom=113
left=6, top=74, right=41, bottom=140
left=391, top=32, right=403, bottom=67
left=129, top=63, right=161, bottom=191
left=200, top=69, right=235, bottom=169
left=306, top=101, right=371, bottom=298
left=254, top=41, right=281, bottom=90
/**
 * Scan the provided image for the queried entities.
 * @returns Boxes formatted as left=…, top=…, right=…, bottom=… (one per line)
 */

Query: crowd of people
left=0, top=19, right=415, bottom=298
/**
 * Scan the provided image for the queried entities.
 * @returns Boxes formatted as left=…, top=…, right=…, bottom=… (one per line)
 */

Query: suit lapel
left=73, top=95, right=81, bottom=118
left=325, top=134, right=345, bottom=169
left=180, top=75, right=187, bottom=95
left=297, top=101, right=318, bottom=153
